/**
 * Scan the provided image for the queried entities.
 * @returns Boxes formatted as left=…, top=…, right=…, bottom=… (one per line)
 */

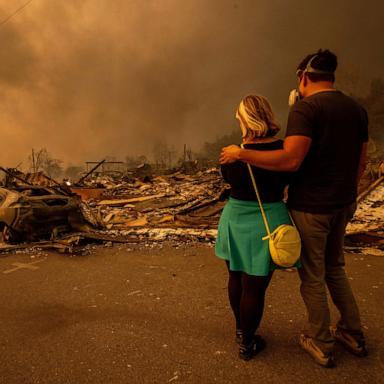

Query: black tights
left=226, top=261, right=273, bottom=345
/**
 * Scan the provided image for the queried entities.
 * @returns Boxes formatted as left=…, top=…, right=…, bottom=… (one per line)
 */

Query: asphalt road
left=0, top=243, right=383, bottom=384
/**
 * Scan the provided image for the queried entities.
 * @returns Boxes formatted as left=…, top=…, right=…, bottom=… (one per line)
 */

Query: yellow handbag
left=242, top=145, right=301, bottom=268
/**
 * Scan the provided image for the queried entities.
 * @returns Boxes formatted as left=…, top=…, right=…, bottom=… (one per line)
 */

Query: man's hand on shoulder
left=220, top=145, right=241, bottom=164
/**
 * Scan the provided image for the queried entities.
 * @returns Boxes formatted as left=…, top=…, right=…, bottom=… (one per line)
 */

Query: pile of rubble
left=0, top=163, right=382, bottom=254
left=0, top=165, right=228, bottom=251
left=86, top=168, right=227, bottom=243
left=345, top=177, right=384, bottom=256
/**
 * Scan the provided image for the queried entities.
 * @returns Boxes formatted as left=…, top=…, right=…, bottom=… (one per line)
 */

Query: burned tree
left=29, top=148, right=63, bottom=179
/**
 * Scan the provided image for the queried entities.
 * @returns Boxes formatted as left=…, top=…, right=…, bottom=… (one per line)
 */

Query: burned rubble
left=84, top=167, right=228, bottom=243
left=0, top=162, right=383, bottom=255
left=0, top=167, right=102, bottom=252
left=0, top=164, right=228, bottom=252
left=345, top=176, right=384, bottom=256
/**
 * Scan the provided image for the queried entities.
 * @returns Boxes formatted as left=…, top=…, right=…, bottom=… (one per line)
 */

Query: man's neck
left=305, top=81, right=336, bottom=97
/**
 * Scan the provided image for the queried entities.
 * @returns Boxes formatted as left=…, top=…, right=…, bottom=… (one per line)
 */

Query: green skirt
left=215, top=197, right=300, bottom=276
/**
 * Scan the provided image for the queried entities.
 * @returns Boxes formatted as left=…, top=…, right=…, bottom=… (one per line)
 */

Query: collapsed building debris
left=81, top=166, right=384, bottom=251
left=0, top=165, right=228, bottom=252
left=345, top=176, right=384, bottom=255
left=89, top=168, right=227, bottom=242
left=0, top=162, right=382, bottom=255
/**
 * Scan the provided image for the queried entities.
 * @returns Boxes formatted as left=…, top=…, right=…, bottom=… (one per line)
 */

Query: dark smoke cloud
left=0, top=0, right=383, bottom=167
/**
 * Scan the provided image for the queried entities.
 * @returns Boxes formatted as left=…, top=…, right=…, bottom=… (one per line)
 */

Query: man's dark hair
left=297, top=49, right=338, bottom=83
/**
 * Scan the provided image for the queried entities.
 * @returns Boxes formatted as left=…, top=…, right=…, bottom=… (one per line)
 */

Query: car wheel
left=2, top=226, right=23, bottom=244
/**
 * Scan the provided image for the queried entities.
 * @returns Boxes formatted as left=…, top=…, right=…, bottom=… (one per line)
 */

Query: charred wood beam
left=76, top=159, right=106, bottom=186
left=0, top=166, right=33, bottom=186
left=357, top=176, right=384, bottom=203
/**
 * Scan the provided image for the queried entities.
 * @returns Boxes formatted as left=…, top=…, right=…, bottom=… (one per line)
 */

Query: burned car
left=0, top=186, right=97, bottom=243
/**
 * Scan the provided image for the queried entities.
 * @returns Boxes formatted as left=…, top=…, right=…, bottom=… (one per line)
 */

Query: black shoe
left=235, top=329, right=242, bottom=344
left=239, top=335, right=266, bottom=361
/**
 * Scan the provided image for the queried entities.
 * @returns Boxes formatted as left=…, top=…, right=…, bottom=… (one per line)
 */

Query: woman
left=215, top=94, right=299, bottom=360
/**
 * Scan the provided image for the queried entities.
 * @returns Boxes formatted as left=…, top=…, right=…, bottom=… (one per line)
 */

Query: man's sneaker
left=330, top=326, right=368, bottom=357
left=299, top=334, right=336, bottom=368
left=239, top=335, right=266, bottom=361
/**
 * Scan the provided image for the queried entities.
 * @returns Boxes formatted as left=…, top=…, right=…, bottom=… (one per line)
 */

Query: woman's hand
left=220, top=145, right=241, bottom=164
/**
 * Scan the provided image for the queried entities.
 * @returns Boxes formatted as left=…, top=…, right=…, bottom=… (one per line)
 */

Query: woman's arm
left=219, top=136, right=312, bottom=172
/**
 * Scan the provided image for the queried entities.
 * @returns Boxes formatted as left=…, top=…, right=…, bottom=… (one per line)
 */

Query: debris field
left=0, top=165, right=382, bottom=255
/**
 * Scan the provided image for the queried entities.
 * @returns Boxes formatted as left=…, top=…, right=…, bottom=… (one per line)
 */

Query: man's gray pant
left=291, top=203, right=362, bottom=353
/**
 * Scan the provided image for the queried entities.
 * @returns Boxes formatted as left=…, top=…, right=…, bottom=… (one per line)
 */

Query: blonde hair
left=236, top=95, right=280, bottom=139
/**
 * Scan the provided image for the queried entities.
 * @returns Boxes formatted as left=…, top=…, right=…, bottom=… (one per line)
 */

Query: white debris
left=347, top=183, right=384, bottom=234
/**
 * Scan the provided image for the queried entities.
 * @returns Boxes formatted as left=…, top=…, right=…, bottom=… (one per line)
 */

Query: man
left=220, top=49, right=368, bottom=368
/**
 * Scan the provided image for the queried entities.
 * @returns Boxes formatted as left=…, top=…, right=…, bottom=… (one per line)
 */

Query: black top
left=286, top=90, right=368, bottom=213
left=221, top=140, right=289, bottom=203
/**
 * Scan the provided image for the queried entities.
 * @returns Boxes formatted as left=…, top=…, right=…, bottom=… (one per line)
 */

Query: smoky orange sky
left=0, top=0, right=383, bottom=168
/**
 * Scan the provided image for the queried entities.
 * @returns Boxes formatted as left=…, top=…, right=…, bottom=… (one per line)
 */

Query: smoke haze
left=0, top=0, right=383, bottom=167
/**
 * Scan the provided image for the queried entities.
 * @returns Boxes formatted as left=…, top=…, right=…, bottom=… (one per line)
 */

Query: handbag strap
left=240, top=144, right=272, bottom=239
left=240, top=143, right=296, bottom=239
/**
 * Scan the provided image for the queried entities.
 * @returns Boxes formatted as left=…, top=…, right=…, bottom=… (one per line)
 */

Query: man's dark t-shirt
left=286, top=90, right=368, bottom=213
left=221, top=140, right=289, bottom=203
